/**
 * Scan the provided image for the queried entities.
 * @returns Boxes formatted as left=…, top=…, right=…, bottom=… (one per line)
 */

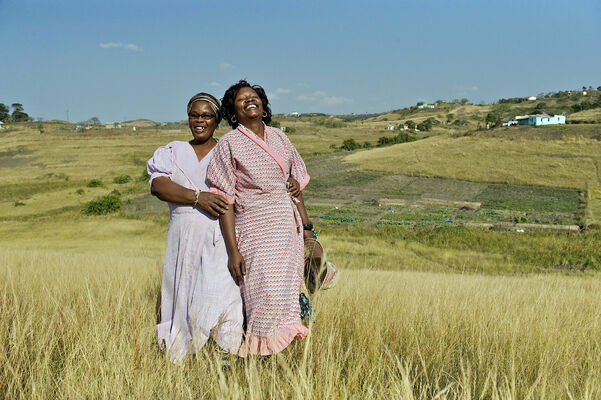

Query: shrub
left=14, top=201, right=25, bottom=207
left=86, top=179, right=103, bottom=187
left=83, top=195, right=121, bottom=215
left=113, top=175, right=131, bottom=184
left=340, top=139, right=360, bottom=151
left=75, top=188, right=85, bottom=195
left=136, top=169, right=150, bottom=183
left=270, top=121, right=281, bottom=128
left=110, top=189, right=121, bottom=197
left=378, top=132, right=417, bottom=146
left=286, top=126, right=296, bottom=133
left=378, top=136, right=394, bottom=146
left=315, top=117, right=345, bottom=128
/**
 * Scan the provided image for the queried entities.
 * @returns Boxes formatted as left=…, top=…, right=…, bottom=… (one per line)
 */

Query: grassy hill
left=2, top=111, right=601, bottom=398
left=344, top=124, right=601, bottom=227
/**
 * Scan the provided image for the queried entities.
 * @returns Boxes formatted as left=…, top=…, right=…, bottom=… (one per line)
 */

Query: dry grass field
left=2, top=121, right=601, bottom=399
left=2, top=243, right=600, bottom=399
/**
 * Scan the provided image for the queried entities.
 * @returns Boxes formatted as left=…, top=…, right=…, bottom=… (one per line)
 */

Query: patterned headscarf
left=187, top=93, right=222, bottom=125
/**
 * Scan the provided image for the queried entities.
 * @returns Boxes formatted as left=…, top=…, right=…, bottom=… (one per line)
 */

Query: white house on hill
left=516, top=114, right=565, bottom=126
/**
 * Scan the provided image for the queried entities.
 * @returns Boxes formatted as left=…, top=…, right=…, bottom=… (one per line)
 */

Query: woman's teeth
left=195, top=126, right=205, bottom=133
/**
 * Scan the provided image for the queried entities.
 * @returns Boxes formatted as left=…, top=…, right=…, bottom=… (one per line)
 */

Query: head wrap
left=187, top=93, right=222, bottom=125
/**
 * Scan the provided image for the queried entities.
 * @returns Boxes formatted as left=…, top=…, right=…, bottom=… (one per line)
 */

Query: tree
left=485, top=112, right=501, bottom=127
left=405, top=120, right=416, bottom=130
left=0, top=103, right=9, bottom=122
left=11, top=103, right=30, bottom=122
left=340, top=138, right=360, bottom=151
left=86, top=117, right=102, bottom=125
left=460, top=98, right=469, bottom=104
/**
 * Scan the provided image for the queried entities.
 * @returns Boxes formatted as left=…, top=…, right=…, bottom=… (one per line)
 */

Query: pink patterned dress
left=147, top=141, right=243, bottom=363
left=207, top=124, right=310, bottom=357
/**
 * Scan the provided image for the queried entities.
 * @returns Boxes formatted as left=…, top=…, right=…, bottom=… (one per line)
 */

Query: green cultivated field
left=1, top=115, right=601, bottom=398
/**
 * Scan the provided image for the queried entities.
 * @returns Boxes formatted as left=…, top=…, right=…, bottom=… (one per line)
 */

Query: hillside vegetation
left=2, top=90, right=601, bottom=398
left=345, top=124, right=601, bottom=227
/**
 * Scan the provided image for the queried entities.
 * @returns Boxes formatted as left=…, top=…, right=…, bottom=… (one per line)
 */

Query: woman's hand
left=195, top=192, right=229, bottom=216
left=303, top=229, right=314, bottom=239
left=287, top=177, right=301, bottom=198
left=228, top=250, right=246, bottom=285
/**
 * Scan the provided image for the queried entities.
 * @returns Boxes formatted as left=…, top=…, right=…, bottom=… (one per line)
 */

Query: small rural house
left=385, top=124, right=395, bottom=130
left=0, top=121, right=4, bottom=129
left=417, top=103, right=436, bottom=109
left=104, top=122, right=122, bottom=129
left=501, top=117, right=518, bottom=127
left=516, top=114, right=565, bottom=126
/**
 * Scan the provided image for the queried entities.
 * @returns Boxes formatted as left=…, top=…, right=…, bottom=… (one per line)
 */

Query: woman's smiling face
left=188, top=101, right=217, bottom=143
left=234, top=87, right=263, bottom=125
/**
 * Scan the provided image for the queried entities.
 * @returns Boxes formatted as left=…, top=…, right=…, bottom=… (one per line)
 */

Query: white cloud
left=124, top=43, right=143, bottom=52
left=210, top=81, right=220, bottom=87
left=219, top=63, right=235, bottom=70
left=99, top=42, right=144, bottom=52
left=267, top=92, right=280, bottom=100
left=99, top=42, right=121, bottom=49
left=312, top=90, right=327, bottom=97
left=275, top=88, right=291, bottom=94
left=471, top=86, right=479, bottom=91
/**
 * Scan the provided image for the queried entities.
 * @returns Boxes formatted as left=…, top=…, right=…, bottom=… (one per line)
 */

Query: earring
left=231, top=116, right=237, bottom=123
left=262, top=112, right=268, bottom=118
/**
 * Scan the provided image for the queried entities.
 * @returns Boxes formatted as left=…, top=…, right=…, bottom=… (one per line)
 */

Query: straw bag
left=303, top=237, right=339, bottom=295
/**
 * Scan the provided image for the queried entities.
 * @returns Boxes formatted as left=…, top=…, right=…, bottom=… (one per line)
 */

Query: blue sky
left=1, top=0, right=600, bottom=122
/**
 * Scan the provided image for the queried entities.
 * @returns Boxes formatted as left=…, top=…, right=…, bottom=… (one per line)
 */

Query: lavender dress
left=147, top=141, right=243, bottom=362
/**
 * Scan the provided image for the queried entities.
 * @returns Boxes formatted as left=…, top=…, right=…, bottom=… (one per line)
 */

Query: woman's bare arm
left=220, top=204, right=246, bottom=284
left=151, top=176, right=228, bottom=217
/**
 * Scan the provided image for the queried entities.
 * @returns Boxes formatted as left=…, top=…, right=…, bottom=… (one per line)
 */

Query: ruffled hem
left=238, top=323, right=309, bottom=357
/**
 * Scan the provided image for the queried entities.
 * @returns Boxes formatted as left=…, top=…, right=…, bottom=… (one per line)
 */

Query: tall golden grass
left=2, top=247, right=599, bottom=399
left=2, top=123, right=600, bottom=398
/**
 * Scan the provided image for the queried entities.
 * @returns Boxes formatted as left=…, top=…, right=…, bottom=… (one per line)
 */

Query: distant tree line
left=0, top=103, right=31, bottom=123
left=571, top=97, right=601, bottom=113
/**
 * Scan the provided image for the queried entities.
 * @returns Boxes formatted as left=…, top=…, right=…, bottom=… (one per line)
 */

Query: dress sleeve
left=286, top=136, right=310, bottom=190
left=206, top=138, right=237, bottom=204
left=147, top=145, right=173, bottom=187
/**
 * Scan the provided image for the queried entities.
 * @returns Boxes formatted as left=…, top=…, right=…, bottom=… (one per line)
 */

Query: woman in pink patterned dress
left=148, top=93, right=243, bottom=363
left=207, top=80, right=313, bottom=357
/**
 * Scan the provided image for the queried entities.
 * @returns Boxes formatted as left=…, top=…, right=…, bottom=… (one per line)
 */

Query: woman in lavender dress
left=147, top=93, right=243, bottom=362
